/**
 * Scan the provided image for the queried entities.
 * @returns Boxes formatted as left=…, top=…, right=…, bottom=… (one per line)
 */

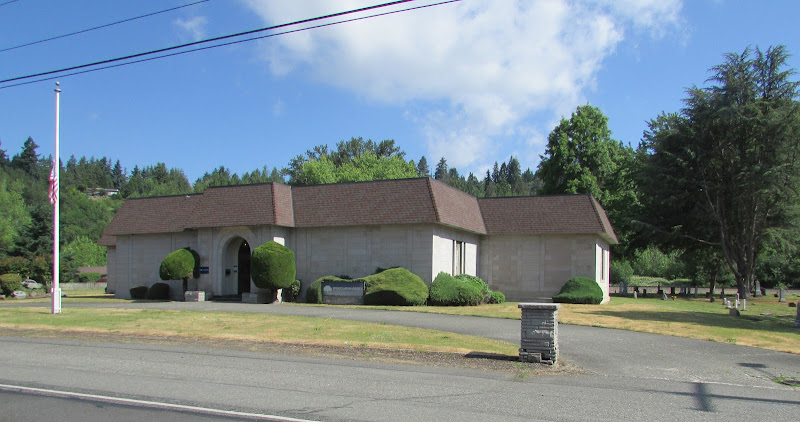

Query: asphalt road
left=1, top=301, right=798, bottom=421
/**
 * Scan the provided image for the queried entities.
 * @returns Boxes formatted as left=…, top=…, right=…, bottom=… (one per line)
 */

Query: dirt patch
left=3, top=328, right=585, bottom=377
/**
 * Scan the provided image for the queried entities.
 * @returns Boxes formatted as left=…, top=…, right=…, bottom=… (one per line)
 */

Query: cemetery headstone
left=662, top=292, right=668, bottom=301
left=633, top=290, right=638, bottom=299
left=779, top=288, right=786, bottom=303
left=795, top=305, right=800, bottom=328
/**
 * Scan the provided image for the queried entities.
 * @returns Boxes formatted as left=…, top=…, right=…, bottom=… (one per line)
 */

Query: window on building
left=453, top=240, right=465, bottom=275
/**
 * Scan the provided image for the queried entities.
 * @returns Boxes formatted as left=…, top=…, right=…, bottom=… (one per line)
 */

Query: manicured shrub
left=429, top=272, right=484, bottom=306
left=306, top=268, right=428, bottom=306
left=363, top=267, right=428, bottom=306
left=78, top=272, right=103, bottom=283
left=146, top=282, right=170, bottom=300
left=489, top=290, right=506, bottom=304
left=251, top=241, right=296, bottom=290
left=282, top=279, right=302, bottom=302
left=552, top=277, right=604, bottom=304
left=160, top=249, right=195, bottom=281
left=0, top=273, right=23, bottom=296
left=455, top=274, right=490, bottom=295
left=129, top=285, right=148, bottom=300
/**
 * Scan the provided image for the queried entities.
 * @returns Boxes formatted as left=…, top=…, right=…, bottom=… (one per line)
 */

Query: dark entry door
left=238, top=240, right=251, bottom=295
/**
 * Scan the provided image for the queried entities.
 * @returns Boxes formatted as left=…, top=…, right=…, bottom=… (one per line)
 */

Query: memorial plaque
left=322, top=280, right=365, bottom=305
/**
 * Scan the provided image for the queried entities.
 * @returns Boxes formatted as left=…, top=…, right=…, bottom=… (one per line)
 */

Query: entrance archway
left=238, top=240, right=251, bottom=295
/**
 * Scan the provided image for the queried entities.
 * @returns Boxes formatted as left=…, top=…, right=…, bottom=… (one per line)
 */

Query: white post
left=51, top=82, right=61, bottom=314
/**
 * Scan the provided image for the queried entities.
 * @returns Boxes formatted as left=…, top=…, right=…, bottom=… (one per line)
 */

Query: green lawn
left=6, top=289, right=799, bottom=354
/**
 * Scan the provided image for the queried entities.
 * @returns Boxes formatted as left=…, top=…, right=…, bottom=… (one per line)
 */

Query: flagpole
left=52, top=81, right=61, bottom=314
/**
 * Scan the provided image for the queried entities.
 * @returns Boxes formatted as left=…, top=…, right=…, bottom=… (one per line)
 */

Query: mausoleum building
left=100, top=178, right=617, bottom=302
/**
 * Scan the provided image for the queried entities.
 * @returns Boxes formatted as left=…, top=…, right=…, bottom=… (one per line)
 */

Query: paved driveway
left=8, top=300, right=797, bottom=389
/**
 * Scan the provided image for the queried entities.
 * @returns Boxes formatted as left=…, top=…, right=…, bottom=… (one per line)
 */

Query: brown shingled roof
left=291, top=178, right=442, bottom=228
left=103, top=194, right=200, bottom=236
left=478, top=194, right=618, bottom=244
left=427, top=179, right=486, bottom=234
left=186, top=184, right=277, bottom=228
left=100, top=180, right=617, bottom=244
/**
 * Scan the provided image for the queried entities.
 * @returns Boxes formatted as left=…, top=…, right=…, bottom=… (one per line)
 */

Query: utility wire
left=0, top=0, right=414, bottom=84
left=0, top=0, right=20, bottom=8
left=0, top=0, right=460, bottom=90
left=0, top=0, right=211, bottom=53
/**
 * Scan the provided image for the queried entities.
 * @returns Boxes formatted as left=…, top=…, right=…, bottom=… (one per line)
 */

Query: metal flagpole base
left=52, top=288, right=62, bottom=314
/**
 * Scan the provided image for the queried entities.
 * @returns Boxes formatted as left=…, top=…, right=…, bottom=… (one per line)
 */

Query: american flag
left=48, top=163, right=58, bottom=205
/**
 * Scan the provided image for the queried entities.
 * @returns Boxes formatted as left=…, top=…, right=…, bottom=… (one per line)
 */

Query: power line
left=0, top=0, right=19, bottom=7
left=0, top=0, right=415, bottom=85
left=0, top=0, right=461, bottom=90
left=0, top=0, right=212, bottom=53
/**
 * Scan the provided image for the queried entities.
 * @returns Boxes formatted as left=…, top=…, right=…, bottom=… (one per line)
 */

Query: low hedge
left=0, top=273, right=23, bottom=296
left=429, top=272, right=484, bottom=306
left=78, top=272, right=103, bottom=283
left=306, top=276, right=352, bottom=304
left=129, top=285, right=148, bottom=300
left=146, top=282, right=170, bottom=300
left=488, top=290, right=506, bottom=304
left=552, top=276, right=604, bottom=304
left=306, top=268, right=428, bottom=306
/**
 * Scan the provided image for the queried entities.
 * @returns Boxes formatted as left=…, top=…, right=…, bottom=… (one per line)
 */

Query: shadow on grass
left=581, top=308, right=799, bottom=336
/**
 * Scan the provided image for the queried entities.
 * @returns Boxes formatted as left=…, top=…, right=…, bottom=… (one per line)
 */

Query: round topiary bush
left=160, top=249, right=195, bottom=281
left=552, top=276, right=604, bottom=304
left=251, top=241, right=296, bottom=291
left=129, top=285, right=148, bottom=300
left=363, top=267, right=428, bottom=306
left=146, top=282, right=170, bottom=300
left=429, top=272, right=484, bottom=306
left=0, top=273, right=23, bottom=296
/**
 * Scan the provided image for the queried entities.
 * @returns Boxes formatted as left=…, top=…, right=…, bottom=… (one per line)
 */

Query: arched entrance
left=238, top=239, right=251, bottom=295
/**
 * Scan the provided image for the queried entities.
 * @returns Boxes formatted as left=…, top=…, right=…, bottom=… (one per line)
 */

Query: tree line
left=2, top=44, right=798, bottom=298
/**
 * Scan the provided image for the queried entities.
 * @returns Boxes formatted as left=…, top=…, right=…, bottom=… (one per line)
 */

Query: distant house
left=100, top=178, right=617, bottom=302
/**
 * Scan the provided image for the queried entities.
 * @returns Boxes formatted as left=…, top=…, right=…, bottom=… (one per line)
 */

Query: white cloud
left=174, top=16, right=208, bottom=42
left=241, top=0, right=683, bottom=170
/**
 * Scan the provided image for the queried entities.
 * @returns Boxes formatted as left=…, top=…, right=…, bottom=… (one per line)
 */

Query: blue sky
left=1, top=0, right=798, bottom=183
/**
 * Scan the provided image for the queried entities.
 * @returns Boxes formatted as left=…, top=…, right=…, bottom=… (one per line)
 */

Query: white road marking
left=0, top=383, right=319, bottom=422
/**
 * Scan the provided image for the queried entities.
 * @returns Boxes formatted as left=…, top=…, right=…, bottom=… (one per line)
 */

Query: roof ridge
left=425, top=178, right=441, bottom=223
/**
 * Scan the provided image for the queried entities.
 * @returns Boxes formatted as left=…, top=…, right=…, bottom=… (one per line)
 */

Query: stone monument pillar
left=518, top=303, right=559, bottom=365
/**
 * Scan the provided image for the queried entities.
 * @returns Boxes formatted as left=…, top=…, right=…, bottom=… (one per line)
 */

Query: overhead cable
left=0, top=0, right=461, bottom=90
left=0, top=0, right=415, bottom=84
left=0, top=0, right=212, bottom=53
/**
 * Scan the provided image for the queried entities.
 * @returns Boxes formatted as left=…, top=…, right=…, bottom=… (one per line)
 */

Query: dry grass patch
left=0, top=307, right=518, bottom=356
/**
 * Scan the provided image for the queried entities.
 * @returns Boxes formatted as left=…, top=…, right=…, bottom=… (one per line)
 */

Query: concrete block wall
left=480, top=234, right=605, bottom=302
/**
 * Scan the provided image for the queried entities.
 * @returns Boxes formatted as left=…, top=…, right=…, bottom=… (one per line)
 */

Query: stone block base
left=184, top=291, right=205, bottom=302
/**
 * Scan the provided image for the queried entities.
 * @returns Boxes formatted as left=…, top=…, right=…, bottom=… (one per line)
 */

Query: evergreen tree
left=11, top=137, right=41, bottom=178
left=639, top=45, right=800, bottom=297
left=416, top=156, right=430, bottom=177
left=434, top=157, right=448, bottom=180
